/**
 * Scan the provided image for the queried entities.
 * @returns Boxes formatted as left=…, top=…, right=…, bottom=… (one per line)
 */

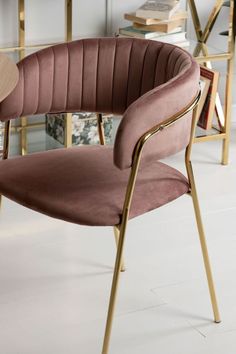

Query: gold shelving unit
left=0, top=0, right=73, bottom=154
left=187, top=0, right=235, bottom=165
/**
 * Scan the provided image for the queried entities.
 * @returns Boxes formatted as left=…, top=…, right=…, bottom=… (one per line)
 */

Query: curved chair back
left=0, top=38, right=199, bottom=169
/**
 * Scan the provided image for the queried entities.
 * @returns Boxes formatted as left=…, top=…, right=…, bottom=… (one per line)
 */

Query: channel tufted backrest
left=0, top=38, right=199, bottom=170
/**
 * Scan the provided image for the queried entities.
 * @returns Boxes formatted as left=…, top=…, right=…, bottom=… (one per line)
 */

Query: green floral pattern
left=46, top=112, right=113, bottom=146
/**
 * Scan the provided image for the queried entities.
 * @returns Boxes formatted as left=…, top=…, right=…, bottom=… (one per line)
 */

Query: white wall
left=0, top=0, right=107, bottom=47
left=0, top=0, right=235, bottom=106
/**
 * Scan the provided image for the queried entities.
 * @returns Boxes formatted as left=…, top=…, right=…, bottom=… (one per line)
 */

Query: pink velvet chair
left=0, top=38, right=220, bottom=353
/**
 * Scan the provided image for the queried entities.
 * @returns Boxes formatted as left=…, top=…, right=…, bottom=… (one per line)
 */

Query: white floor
left=0, top=126, right=236, bottom=354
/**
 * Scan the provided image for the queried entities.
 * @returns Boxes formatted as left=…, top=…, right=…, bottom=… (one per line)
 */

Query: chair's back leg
left=2, top=120, right=11, bottom=160
left=113, top=225, right=126, bottom=272
left=0, top=120, right=11, bottom=208
left=187, top=159, right=221, bottom=323
left=97, top=113, right=105, bottom=145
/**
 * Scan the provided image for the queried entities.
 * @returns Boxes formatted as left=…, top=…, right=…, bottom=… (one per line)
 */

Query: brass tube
left=102, top=92, right=201, bottom=354
left=185, top=105, right=221, bottom=323
left=2, top=120, right=11, bottom=160
left=113, top=226, right=126, bottom=272
left=97, top=113, right=105, bottom=145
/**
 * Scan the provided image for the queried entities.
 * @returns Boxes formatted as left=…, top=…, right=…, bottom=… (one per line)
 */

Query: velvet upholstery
left=0, top=146, right=189, bottom=226
left=0, top=38, right=200, bottom=226
left=0, top=38, right=199, bottom=170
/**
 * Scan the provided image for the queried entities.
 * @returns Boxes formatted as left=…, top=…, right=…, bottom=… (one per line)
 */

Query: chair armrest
left=113, top=58, right=200, bottom=170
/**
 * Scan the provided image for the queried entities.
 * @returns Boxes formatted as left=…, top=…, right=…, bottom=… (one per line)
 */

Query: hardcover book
left=197, top=66, right=219, bottom=130
left=119, top=25, right=182, bottom=39
left=133, top=19, right=185, bottom=33
left=136, top=0, right=180, bottom=20
left=124, top=11, right=188, bottom=25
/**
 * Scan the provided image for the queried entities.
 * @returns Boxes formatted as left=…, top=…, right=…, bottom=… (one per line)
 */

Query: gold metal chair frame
left=1, top=91, right=220, bottom=353
left=101, top=91, right=221, bottom=353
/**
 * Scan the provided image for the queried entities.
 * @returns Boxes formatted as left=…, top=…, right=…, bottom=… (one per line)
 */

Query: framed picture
left=196, top=75, right=211, bottom=123
left=197, top=66, right=219, bottom=130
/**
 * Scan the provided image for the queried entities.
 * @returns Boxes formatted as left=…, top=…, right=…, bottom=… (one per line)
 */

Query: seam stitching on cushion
left=175, top=53, right=185, bottom=75
left=139, top=42, right=150, bottom=97
left=153, top=43, right=164, bottom=88
left=125, top=39, right=135, bottom=108
left=123, top=55, right=194, bottom=114
left=35, top=52, right=40, bottom=114
left=95, top=38, right=100, bottom=112
left=111, top=39, right=117, bottom=113
left=50, top=47, right=55, bottom=112
left=165, top=47, right=176, bottom=84
left=168, top=49, right=181, bottom=80
left=66, top=43, right=70, bottom=111
left=171, top=50, right=183, bottom=79
left=81, top=40, right=84, bottom=109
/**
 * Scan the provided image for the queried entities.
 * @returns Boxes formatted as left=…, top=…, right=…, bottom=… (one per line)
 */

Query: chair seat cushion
left=0, top=146, right=189, bottom=226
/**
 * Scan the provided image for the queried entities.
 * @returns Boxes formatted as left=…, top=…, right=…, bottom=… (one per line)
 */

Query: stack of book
left=118, top=0, right=189, bottom=48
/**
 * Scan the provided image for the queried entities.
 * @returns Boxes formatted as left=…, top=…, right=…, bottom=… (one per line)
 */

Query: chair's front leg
left=113, top=225, right=126, bottom=272
left=188, top=160, right=221, bottom=323
left=102, top=221, right=128, bottom=354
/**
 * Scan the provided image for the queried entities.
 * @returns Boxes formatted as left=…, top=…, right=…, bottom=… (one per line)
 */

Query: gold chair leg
left=0, top=120, right=11, bottom=208
left=113, top=225, right=126, bottom=272
left=188, top=161, right=221, bottom=323
left=2, top=120, right=11, bottom=160
left=97, top=113, right=105, bottom=146
left=20, top=117, right=27, bottom=155
left=102, top=222, right=127, bottom=354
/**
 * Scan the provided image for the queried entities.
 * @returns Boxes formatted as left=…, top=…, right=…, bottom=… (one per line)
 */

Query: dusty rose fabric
left=0, top=38, right=199, bottom=226
left=113, top=48, right=199, bottom=169
left=0, top=38, right=199, bottom=170
left=0, top=146, right=189, bottom=226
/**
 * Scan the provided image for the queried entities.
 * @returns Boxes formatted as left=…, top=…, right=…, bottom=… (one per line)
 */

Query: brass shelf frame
left=188, top=0, right=235, bottom=165
left=0, top=0, right=73, bottom=155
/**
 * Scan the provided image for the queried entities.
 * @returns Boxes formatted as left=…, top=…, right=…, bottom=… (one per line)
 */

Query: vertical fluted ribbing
left=21, top=62, right=25, bottom=117
left=65, top=43, right=70, bottom=111
left=111, top=39, right=117, bottom=113
left=95, top=39, right=100, bottom=113
left=173, top=52, right=185, bottom=78
left=139, top=42, right=150, bottom=98
left=50, top=47, right=55, bottom=113
left=164, top=48, right=175, bottom=85
left=80, top=40, right=84, bottom=111
left=151, top=43, right=163, bottom=89
left=126, top=40, right=151, bottom=108
left=0, top=38, right=193, bottom=122
left=94, top=40, right=99, bottom=112
left=35, top=53, right=40, bottom=115
left=125, top=40, right=134, bottom=109
left=153, top=43, right=167, bottom=87
left=167, top=50, right=182, bottom=82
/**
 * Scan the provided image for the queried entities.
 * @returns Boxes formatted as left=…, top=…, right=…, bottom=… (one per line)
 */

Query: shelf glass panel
left=195, top=125, right=222, bottom=137
left=184, top=39, right=229, bottom=60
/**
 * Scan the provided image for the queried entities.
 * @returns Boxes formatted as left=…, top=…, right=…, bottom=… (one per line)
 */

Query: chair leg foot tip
left=215, top=320, right=221, bottom=324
